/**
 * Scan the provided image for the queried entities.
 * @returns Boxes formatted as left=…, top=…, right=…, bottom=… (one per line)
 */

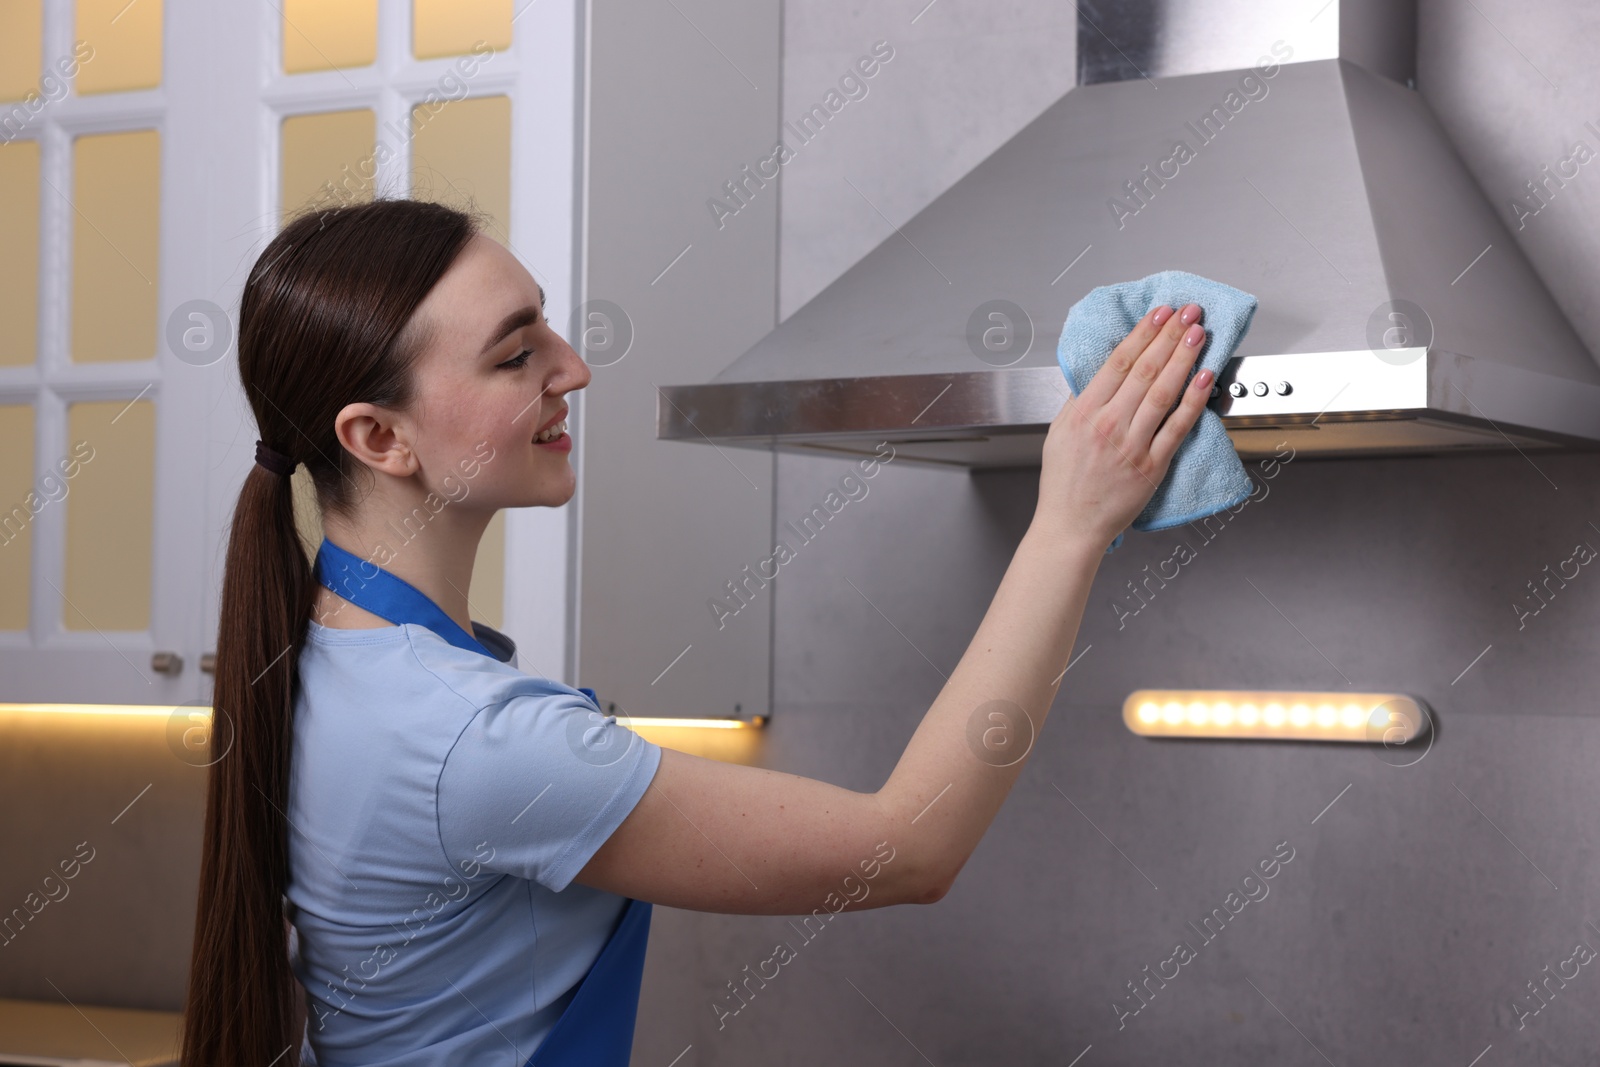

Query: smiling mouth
left=534, top=418, right=569, bottom=444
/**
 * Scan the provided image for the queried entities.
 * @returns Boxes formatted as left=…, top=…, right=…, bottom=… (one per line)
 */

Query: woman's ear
left=334, top=402, right=419, bottom=476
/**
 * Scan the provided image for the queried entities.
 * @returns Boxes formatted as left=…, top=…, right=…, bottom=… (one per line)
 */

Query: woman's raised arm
left=574, top=303, right=1214, bottom=914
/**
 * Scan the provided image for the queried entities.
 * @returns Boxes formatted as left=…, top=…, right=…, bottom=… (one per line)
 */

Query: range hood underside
left=784, top=418, right=1557, bottom=470
left=659, top=349, right=1600, bottom=469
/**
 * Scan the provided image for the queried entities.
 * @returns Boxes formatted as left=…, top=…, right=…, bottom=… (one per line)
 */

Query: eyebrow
left=479, top=283, right=548, bottom=356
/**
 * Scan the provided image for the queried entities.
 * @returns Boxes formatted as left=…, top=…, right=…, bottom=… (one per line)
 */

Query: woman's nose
left=558, top=334, right=593, bottom=391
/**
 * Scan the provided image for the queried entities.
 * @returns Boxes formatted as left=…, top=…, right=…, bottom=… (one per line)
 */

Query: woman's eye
left=499, top=349, right=533, bottom=370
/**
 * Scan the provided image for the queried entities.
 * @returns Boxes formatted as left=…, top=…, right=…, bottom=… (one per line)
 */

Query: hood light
left=1123, top=689, right=1429, bottom=743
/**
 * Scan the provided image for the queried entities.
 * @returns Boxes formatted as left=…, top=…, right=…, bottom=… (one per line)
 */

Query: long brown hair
left=182, top=199, right=479, bottom=1066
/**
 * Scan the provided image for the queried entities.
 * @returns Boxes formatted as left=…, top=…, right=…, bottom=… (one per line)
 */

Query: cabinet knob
left=201, top=652, right=216, bottom=674
left=151, top=651, right=184, bottom=676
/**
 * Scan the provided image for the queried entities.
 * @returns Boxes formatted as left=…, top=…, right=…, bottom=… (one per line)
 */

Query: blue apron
left=314, top=537, right=653, bottom=1067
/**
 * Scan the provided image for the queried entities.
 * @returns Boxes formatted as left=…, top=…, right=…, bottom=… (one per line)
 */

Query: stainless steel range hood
left=658, top=0, right=1600, bottom=467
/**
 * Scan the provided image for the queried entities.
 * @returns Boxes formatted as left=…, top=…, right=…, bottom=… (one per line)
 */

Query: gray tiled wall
left=632, top=1, right=1600, bottom=1063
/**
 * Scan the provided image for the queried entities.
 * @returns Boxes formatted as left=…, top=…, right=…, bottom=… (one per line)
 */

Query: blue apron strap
left=527, top=896, right=653, bottom=1067
left=313, top=538, right=652, bottom=1059
left=314, top=537, right=494, bottom=659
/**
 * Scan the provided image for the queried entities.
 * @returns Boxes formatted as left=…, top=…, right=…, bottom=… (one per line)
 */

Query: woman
left=181, top=198, right=1214, bottom=1066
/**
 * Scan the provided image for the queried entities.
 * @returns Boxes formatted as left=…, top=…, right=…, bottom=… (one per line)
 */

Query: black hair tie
left=254, top=439, right=296, bottom=477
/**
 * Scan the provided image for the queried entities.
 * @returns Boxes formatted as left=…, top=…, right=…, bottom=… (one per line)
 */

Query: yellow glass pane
left=0, top=0, right=42, bottom=102
left=282, top=0, right=376, bottom=74
left=65, top=399, right=152, bottom=631
left=0, top=405, right=36, bottom=629
left=414, top=0, right=510, bottom=60
left=410, top=95, right=509, bottom=242
left=0, top=141, right=40, bottom=367
left=470, top=508, right=504, bottom=631
left=75, top=0, right=161, bottom=94
left=72, top=129, right=159, bottom=364
left=281, top=109, right=376, bottom=220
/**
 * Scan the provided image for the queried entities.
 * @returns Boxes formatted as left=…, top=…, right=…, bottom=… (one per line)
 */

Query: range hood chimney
left=658, top=0, right=1600, bottom=466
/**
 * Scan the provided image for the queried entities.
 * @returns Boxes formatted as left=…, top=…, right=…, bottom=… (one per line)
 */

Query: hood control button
left=1229, top=382, right=1248, bottom=397
left=1276, top=381, right=1292, bottom=396
left=1252, top=381, right=1269, bottom=396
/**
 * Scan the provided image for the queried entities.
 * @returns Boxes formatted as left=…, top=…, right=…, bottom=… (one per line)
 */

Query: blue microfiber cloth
left=1055, top=270, right=1256, bottom=552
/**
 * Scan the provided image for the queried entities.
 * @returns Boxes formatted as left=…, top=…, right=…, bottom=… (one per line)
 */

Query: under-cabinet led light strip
left=624, top=716, right=765, bottom=730
left=1123, top=689, right=1430, bottom=743
left=0, top=704, right=767, bottom=730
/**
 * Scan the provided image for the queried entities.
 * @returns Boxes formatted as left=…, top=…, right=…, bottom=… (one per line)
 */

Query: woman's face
left=392, top=233, right=591, bottom=511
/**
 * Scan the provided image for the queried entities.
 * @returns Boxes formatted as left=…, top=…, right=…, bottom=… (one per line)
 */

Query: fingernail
left=1197, top=368, right=1214, bottom=387
left=1184, top=324, right=1205, bottom=346
left=1151, top=305, right=1173, bottom=326
left=1179, top=303, right=1201, bottom=325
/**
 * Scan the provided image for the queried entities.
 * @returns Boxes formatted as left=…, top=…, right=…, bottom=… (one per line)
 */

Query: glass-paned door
left=2, top=0, right=580, bottom=703
left=0, top=0, right=214, bottom=704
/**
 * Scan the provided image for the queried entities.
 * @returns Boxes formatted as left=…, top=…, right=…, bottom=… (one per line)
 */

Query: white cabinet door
left=0, top=0, right=581, bottom=705
left=0, top=0, right=213, bottom=706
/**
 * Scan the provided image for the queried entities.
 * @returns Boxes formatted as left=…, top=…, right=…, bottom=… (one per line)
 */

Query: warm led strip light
left=1122, top=690, right=1430, bottom=743
left=0, top=704, right=767, bottom=730
left=625, top=716, right=765, bottom=730
left=0, top=703, right=177, bottom=718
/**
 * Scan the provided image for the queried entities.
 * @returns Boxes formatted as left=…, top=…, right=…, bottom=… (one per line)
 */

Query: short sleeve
left=437, top=693, right=662, bottom=892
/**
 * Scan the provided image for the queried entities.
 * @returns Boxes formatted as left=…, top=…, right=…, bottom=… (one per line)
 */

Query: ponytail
left=183, top=457, right=313, bottom=1064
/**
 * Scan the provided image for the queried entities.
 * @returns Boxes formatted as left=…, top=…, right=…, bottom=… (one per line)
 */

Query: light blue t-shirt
left=285, top=618, right=662, bottom=1066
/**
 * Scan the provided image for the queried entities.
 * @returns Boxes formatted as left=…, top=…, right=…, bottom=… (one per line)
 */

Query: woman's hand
left=1033, top=302, right=1214, bottom=551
